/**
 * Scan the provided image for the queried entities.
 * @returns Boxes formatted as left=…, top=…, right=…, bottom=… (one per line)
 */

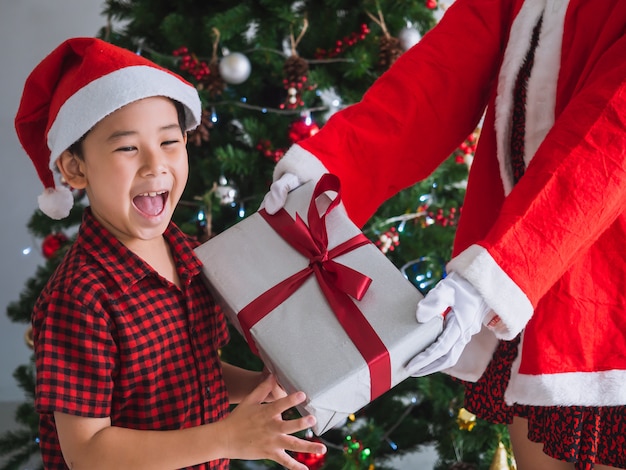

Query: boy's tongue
left=134, top=194, right=164, bottom=216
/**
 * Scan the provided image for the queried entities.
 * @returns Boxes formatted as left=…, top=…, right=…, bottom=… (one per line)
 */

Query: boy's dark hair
left=67, top=99, right=188, bottom=159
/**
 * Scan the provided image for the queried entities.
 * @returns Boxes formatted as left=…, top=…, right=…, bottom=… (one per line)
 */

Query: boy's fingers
left=274, top=437, right=326, bottom=470
left=284, top=434, right=326, bottom=455
left=279, top=414, right=316, bottom=436
left=265, top=390, right=307, bottom=417
left=270, top=384, right=288, bottom=400
left=272, top=452, right=308, bottom=470
left=244, top=374, right=278, bottom=404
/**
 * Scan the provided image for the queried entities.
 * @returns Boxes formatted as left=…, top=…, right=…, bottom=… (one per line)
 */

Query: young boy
left=15, top=37, right=326, bottom=470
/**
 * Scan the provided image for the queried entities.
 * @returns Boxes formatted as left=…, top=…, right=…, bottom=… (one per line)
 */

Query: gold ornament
left=489, top=441, right=510, bottom=470
left=456, top=407, right=477, bottom=431
left=24, top=326, right=34, bottom=349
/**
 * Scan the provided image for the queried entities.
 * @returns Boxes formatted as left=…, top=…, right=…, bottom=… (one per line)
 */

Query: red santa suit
left=275, top=0, right=626, bottom=413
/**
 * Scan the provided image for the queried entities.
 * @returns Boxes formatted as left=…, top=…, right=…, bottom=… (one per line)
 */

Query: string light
left=386, top=438, right=398, bottom=451
left=197, top=208, right=206, bottom=223
left=205, top=99, right=332, bottom=116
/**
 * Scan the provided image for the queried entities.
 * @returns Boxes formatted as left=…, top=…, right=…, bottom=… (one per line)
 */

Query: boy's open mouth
left=133, top=190, right=168, bottom=216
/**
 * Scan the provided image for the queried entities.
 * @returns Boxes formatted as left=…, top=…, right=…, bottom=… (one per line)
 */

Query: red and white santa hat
left=15, top=37, right=201, bottom=219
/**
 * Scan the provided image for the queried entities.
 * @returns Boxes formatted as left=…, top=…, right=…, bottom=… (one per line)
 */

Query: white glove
left=406, top=272, right=492, bottom=376
left=261, top=144, right=330, bottom=214
left=260, top=173, right=302, bottom=214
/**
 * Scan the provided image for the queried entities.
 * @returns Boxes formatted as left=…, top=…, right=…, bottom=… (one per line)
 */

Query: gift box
left=194, top=174, right=442, bottom=434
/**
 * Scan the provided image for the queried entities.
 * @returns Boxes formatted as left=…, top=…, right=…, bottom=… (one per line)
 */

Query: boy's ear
left=56, top=150, right=87, bottom=189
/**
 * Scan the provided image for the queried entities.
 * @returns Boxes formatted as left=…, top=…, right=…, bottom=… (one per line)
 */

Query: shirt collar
left=75, top=208, right=203, bottom=292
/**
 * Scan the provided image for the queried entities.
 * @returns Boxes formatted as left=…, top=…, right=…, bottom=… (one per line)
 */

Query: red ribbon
left=237, top=174, right=391, bottom=400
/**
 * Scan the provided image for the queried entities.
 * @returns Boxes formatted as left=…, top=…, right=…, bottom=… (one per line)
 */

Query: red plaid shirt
left=33, top=208, right=230, bottom=469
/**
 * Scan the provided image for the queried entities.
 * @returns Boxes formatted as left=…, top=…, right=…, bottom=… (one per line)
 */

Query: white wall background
left=0, top=0, right=105, bottom=404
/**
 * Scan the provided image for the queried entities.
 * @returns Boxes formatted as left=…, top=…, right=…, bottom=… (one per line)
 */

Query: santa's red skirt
left=463, top=337, right=626, bottom=470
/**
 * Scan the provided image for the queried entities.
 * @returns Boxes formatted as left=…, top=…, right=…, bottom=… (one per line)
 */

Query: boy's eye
left=116, top=146, right=136, bottom=152
left=162, top=139, right=180, bottom=146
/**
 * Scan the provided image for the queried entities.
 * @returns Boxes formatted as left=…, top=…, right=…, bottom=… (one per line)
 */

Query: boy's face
left=64, top=96, right=188, bottom=248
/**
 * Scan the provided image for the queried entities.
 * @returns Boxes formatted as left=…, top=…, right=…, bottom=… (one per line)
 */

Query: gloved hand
left=261, top=173, right=302, bottom=214
left=260, top=144, right=330, bottom=214
left=406, top=272, right=493, bottom=376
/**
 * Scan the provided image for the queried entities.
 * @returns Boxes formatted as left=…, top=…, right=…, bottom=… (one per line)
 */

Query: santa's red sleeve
left=276, top=0, right=519, bottom=226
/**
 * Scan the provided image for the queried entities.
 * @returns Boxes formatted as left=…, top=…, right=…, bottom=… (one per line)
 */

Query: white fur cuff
left=273, top=144, right=329, bottom=183
left=447, top=245, right=533, bottom=340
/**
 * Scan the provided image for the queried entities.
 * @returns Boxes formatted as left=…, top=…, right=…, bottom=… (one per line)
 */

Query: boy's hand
left=259, top=368, right=288, bottom=402
left=222, top=374, right=326, bottom=469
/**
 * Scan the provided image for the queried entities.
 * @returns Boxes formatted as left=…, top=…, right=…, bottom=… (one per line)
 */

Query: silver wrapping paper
left=195, top=178, right=442, bottom=434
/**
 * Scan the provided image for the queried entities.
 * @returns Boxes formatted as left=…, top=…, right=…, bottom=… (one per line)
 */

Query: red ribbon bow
left=237, top=174, right=391, bottom=400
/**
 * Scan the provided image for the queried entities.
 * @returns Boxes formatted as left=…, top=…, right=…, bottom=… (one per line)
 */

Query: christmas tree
left=1, top=1, right=515, bottom=469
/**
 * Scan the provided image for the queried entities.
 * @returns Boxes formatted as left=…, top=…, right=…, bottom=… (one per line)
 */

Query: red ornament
left=42, top=232, right=69, bottom=259
left=452, top=129, right=480, bottom=166
left=173, top=46, right=211, bottom=82
left=288, top=116, right=320, bottom=143
left=256, top=139, right=286, bottom=163
left=426, top=0, right=438, bottom=9
left=292, top=443, right=326, bottom=470
left=315, top=23, right=371, bottom=59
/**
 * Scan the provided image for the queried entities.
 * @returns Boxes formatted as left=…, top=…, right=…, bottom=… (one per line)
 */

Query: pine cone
left=188, top=108, right=213, bottom=146
left=378, top=35, right=403, bottom=70
left=200, top=61, right=226, bottom=98
left=283, top=55, right=309, bottom=84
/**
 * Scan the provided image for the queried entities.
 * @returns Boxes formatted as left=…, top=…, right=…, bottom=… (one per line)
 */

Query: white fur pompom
left=38, top=186, right=74, bottom=219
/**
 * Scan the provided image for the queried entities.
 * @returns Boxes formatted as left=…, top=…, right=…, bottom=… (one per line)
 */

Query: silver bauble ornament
left=218, top=52, right=251, bottom=85
left=215, top=175, right=239, bottom=205
left=398, top=26, right=421, bottom=50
